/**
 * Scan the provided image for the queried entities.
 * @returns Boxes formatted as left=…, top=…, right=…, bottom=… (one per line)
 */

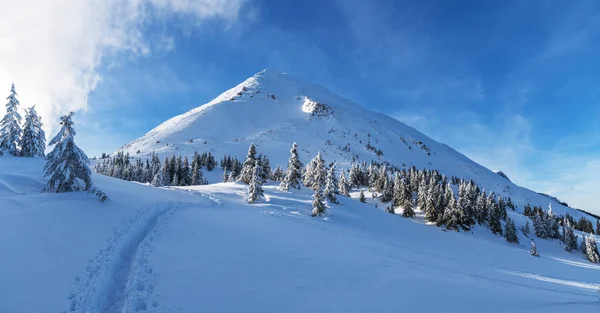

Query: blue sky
left=32, top=0, right=599, bottom=212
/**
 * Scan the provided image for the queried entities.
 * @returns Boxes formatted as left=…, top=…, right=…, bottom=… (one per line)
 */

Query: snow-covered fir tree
left=0, top=84, right=22, bottom=155
left=585, top=235, right=599, bottom=263
left=375, top=166, right=387, bottom=192
left=475, top=190, right=488, bottom=225
left=272, top=165, right=284, bottom=182
left=19, top=105, right=46, bottom=157
left=309, top=152, right=326, bottom=191
left=521, top=220, right=531, bottom=238
left=42, top=112, right=97, bottom=196
left=349, top=163, right=361, bottom=188
left=504, top=217, right=519, bottom=244
left=311, top=182, right=326, bottom=217
left=151, top=167, right=166, bottom=187
left=191, top=161, right=205, bottom=185
left=280, top=142, right=303, bottom=191
left=239, top=142, right=257, bottom=184
left=359, top=189, right=366, bottom=203
left=381, top=175, right=394, bottom=203
left=402, top=198, right=415, bottom=218
left=417, top=177, right=427, bottom=211
left=530, top=241, right=539, bottom=257
left=246, top=161, right=263, bottom=204
left=563, top=218, right=578, bottom=252
left=488, top=200, right=503, bottom=235
left=338, top=171, right=350, bottom=197
left=443, top=190, right=468, bottom=232
left=424, top=181, right=439, bottom=223
left=222, top=167, right=229, bottom=183
left=324, top=164, right=338, bottom=204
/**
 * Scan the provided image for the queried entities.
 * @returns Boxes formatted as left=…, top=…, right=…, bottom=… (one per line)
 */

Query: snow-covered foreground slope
left=1, top=157, right=599, bottom=313
left=120, top=69, right=581, bottom=218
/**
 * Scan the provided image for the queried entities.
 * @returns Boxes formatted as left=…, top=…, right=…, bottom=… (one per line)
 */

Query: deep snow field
left=0, top=156, right=599, bottom=313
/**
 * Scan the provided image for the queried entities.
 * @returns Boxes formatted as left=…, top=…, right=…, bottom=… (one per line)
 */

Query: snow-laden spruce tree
left=324, top=164, right=338, bottom=204
left=311, top=152, right=326, bottom=190
left=504, top=217, right=519, bottom=244
left=151, top=168, right=166, bottom=187
left=381, top=176, right=394, bottom=203
left=272, top=165, right=284, bottom=182
left=280, top=142, right=303, bottom=191
left=338, top=171, right=350, bottom=197
left=488, top=196, right=503, bottom=235
left=563, top=218, right=578, bottom=252
left=0, top=84, right=22, bottom=155
left=475, top=190, right=488, bottom=225
left=239, top=142, right=257, bottom=184
left=417, top=177, right=427, bottom=211
left=444, top=191, right=467, bottom=231
left=247, top=160, right=264, bottom=204
left=585, top=235, right=600, bottom=263
left=222, top=167, right=229, bottom=183
left=191, top=161, right=205, bottom=185
left=521, top=220, right=531, bottom=238
left=19, top=105, right=46, bottom=157
left=359, top=189, right=366, bottom=203
left=424, top=181, right=439, bottom=223
left=43, top=112, right=105, bottom=200
left=530, top=241, right=539, bottom=257
left=311, top=182, right=326, bottom=217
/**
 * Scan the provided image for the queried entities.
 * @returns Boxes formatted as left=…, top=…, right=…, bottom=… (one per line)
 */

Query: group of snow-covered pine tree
left=94, top=139, right=600, bottom=264
left=0, top=84, right=105, bottom=201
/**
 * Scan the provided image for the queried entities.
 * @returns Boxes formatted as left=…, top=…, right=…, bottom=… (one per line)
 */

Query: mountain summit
left=121, top=70, right=570, bottom=214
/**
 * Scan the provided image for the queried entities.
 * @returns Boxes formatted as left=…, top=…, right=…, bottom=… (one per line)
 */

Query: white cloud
left=0, top=0, right=244, bottom=134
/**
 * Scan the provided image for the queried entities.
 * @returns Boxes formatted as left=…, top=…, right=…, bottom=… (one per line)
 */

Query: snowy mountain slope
left=1, top=157, right=599, bottom=313
left=120, top=69, right=580, bottom=218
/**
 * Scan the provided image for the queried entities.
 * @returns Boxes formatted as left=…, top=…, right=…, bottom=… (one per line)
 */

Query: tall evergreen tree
left=349, top=163, right=361, bottom=188
left=247, top=160, right=264, bottom=204
left=521, top=220, right=531, bottom=238
left=563, top=218, right=578, bottom=252
left=280, top=142, right=303, bottom=191
left=417, top=177, right=427, bottom=211
left=381, top=175, right=394, bottom=203
left=191, top=161, right=205, bottom=185
left=272, top=165, right=284, bottom=182
left=222, top=167, right=229, bottom=183
left=324, top=164, right=338, bottom=204
left=374, top=166, right=387, bottom=192
left=0, top=84, right=22, bottom=155
left=238, top=142, right=257, bottom=184
left=504, top=217, right=519, bottom=244
left=310, top=152, right=327, bottom=191
left=338, top=171, right=350, bottom=197
left=19, top=105, right=46, bottom=157
left=311, top=182, right=327, bottom=217
left=443, top=189, right=465, bottom=231
left=585, top=235, right=599, bottom=263
left=475, top=190, right=488, bottom=225
left=424, top=181, right=439, bottom=223
left=488, top=200, right=503, bottom=235
left=42, top=112, right=94, bottom=193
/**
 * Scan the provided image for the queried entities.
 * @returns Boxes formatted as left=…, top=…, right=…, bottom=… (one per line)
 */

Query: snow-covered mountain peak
left=120, top=70, right=578, bottom=217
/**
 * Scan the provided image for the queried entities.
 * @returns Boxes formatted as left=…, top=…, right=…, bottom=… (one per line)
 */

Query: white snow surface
left=120, top=69, right=580, bottom=217
left=1, top=156, right=599, bottom=313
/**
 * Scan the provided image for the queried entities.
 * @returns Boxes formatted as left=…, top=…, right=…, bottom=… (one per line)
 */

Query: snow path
left=66, top=201, right=191, bottom=313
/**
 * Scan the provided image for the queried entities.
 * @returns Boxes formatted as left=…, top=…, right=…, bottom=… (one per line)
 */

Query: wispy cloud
left=0, top=0, right=247, bottom=134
